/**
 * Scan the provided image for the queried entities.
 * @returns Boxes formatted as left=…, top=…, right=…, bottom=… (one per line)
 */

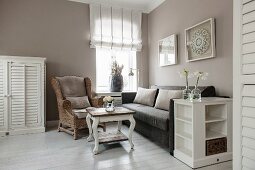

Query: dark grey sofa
left=121, top=85, right=216, bottom=155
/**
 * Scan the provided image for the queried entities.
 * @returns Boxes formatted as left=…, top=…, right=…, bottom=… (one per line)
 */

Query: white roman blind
left=240, top=0, right=255, bottom=169
left=90, top=4, right=142, bottom=51
left=0, top=62, right=4, bottom=128
left=9, top=63, right=25, bottom=127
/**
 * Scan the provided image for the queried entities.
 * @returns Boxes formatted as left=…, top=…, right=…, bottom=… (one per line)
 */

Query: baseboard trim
left=46, top=120, right=59, bottom=128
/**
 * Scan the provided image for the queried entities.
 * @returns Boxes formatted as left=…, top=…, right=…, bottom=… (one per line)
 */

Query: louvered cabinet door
left=25, top=64, right=41, bottom=126
left=239, top=0, right=255, bottom=169
left=0, top=61, right=7, bottom=132
left=9, top=63, right=25, bottom=128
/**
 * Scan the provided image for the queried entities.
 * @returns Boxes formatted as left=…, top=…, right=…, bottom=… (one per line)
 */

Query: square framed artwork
left=185, top=18, right=216, bottom=62
left=158, top=34, right=177, bottom=66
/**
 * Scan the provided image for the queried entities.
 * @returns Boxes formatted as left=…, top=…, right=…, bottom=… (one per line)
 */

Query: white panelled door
left=234, top=0, right=255, bottom=169
left=0, top=56, right=45, bottom=136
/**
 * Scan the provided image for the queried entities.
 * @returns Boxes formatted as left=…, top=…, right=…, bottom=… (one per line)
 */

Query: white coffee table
left=86, top=107, right=136, bottom=154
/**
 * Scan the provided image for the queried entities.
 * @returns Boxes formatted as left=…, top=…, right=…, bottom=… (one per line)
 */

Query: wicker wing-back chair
left=51, top=76, right=105, bottom=140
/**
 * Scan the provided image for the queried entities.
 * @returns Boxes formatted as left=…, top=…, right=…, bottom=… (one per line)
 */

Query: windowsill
left=96, top=91, right=137, bottom=96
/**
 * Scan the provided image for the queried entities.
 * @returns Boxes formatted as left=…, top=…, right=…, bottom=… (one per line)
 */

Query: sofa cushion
left=122, top=103, right=169, bottom=131
left=56, top=76, right=86, bottom=97
left=154, top=89, right=182, bottom=111
left=66, top=96, right=91, bottom=109
left=133, top=88, right=157, bottom=107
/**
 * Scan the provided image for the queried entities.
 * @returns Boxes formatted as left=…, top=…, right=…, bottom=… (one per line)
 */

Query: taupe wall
left=148, top=0, right=233, bottom=96
left=0, top=0, right=149, bottom=121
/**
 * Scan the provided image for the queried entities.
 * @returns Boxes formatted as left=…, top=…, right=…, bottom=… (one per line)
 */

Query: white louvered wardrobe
left=234, top=0, right=255, bottom=169
left=0, top=56, right=45, bottom=136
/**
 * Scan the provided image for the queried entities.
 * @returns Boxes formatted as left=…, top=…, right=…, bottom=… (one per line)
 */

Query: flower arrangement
left=193, top=71, right=209, bottom=87
left=103, top=96, right=114, bottom=103
left=111, top=60, right=124, bottom=76
left=178, top=69, right=193, bottom=87
left=178, top=69, right=209, bottom=100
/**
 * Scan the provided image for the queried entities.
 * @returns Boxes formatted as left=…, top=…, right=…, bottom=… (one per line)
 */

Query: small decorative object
left=185, top=18, right=215, bottom=62
left=110, top=60, right=124, bottom=92
left=179, top=69, right=193, bottom=99
left=190, top=71, right=209, bottom=101
left=103, top=96, right=115, bottom=112
left=159, top=34, right=177, bottom=66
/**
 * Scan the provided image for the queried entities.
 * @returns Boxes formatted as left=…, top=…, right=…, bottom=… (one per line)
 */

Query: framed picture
left=185, top=18, right=215, bottom=62
left=158, top=34, right=177, bottom=66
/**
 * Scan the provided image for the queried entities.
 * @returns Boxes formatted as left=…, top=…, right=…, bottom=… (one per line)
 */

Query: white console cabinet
left=173, top=97, right=232, bottom=168
left=0, top=56, right=46, bottom=136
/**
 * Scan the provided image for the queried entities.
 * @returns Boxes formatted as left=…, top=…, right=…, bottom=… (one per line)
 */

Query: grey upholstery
left=66, top=96, right=91, bottom=109
left=122, top=85, right=217, bottom=155
left=122, top=103, right=169, bottom=131
left=73, top=109, right=88, bottom=119
left=56, top=76, right=86, bottom=97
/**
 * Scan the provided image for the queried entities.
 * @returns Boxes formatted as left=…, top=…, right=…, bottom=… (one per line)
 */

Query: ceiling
left=68, top=0, right=165, bottom=13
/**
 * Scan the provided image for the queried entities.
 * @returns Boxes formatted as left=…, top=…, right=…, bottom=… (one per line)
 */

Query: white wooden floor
left=0, top=123, right=232, bottom=170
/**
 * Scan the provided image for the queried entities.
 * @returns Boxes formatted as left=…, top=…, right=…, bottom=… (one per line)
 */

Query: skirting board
left=46, top=120, right=59, bottom=128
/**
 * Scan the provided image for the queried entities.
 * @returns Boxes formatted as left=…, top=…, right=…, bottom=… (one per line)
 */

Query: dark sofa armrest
left=122, top=92, right=137, bottom=104
left=168, top=99, right=175, bottom=156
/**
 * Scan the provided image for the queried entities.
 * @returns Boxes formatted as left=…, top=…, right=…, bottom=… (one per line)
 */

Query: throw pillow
left=154, top=89, right=182, bottom=111
left=133, top=88, right=157, bottom=107
left=66, top=96, right=91, bottom=109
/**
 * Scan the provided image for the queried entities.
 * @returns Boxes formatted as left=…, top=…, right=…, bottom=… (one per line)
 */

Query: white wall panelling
left=0, top=56, right=46, bottom=136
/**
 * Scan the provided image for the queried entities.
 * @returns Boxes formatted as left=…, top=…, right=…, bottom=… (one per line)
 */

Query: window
left=96, top=48, right=137, bottom=92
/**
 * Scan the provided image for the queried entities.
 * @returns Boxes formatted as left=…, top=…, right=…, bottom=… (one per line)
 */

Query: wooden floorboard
left=0, top=123, right=232, bottom=170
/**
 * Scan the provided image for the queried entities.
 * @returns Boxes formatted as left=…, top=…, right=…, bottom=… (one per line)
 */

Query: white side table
left=86, top=107, right=136, bottom=154
left=173, top=97, right=232, bottom=168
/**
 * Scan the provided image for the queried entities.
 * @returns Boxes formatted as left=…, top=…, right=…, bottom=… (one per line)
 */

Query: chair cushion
left=66, top=96, right=91, bottom=109
left=56, top=76, right=86, bottom=97
left=73, top=109, right=88, bottom=119
left=122, top=103, right=169, bottom=131
left=154, top=89, right=182, bottom=111
left=133, top=88, right=157, bottom=107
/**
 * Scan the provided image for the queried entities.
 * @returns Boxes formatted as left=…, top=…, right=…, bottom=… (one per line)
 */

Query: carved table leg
left=117, top=121, right=122, bottom=133
left=86, top=114, right=93, bottom=142
left=92, top=118, right=100, bottom=154
left=128, top=115, right=136, bottom=149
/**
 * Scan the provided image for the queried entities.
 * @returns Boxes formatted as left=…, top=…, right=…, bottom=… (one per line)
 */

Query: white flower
left=103, top=96, right=114, bottom=103
left=178, top=69, right=191, bottom=78
left=201, top=72, right=209, bottom=80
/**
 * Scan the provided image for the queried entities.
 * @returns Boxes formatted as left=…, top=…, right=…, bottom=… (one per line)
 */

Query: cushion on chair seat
left=56, top=76, right=87, bottom=97
left=73, top=109, right=88, bottom=119
left=122, top=103, right=169, bottom=131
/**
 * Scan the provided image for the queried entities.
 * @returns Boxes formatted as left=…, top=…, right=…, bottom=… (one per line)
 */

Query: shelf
left=206, top=130, right=226, bottom=140
left=176, top=147, right=192, bottom=157
left=176, top=117, right=192, bottom=124
left=205, top=116, right=226, bottom=123
left=98, top=132, right=128, bottom=144
left=176, top=132, right=192, bottom=141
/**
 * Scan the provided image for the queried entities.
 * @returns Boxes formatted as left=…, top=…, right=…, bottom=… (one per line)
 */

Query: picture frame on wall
left=158, top=34, right=177, bottom=66
left=185, top=18, right=216, bottom=62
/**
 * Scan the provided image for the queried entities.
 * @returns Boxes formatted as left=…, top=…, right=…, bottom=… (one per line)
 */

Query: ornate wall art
left=158, top=34, right=177, bottom=66
left=185, top=18, right=216, bottom=62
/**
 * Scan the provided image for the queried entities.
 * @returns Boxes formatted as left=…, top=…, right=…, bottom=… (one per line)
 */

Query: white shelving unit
left=173, top=97, right=232, bottom=168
